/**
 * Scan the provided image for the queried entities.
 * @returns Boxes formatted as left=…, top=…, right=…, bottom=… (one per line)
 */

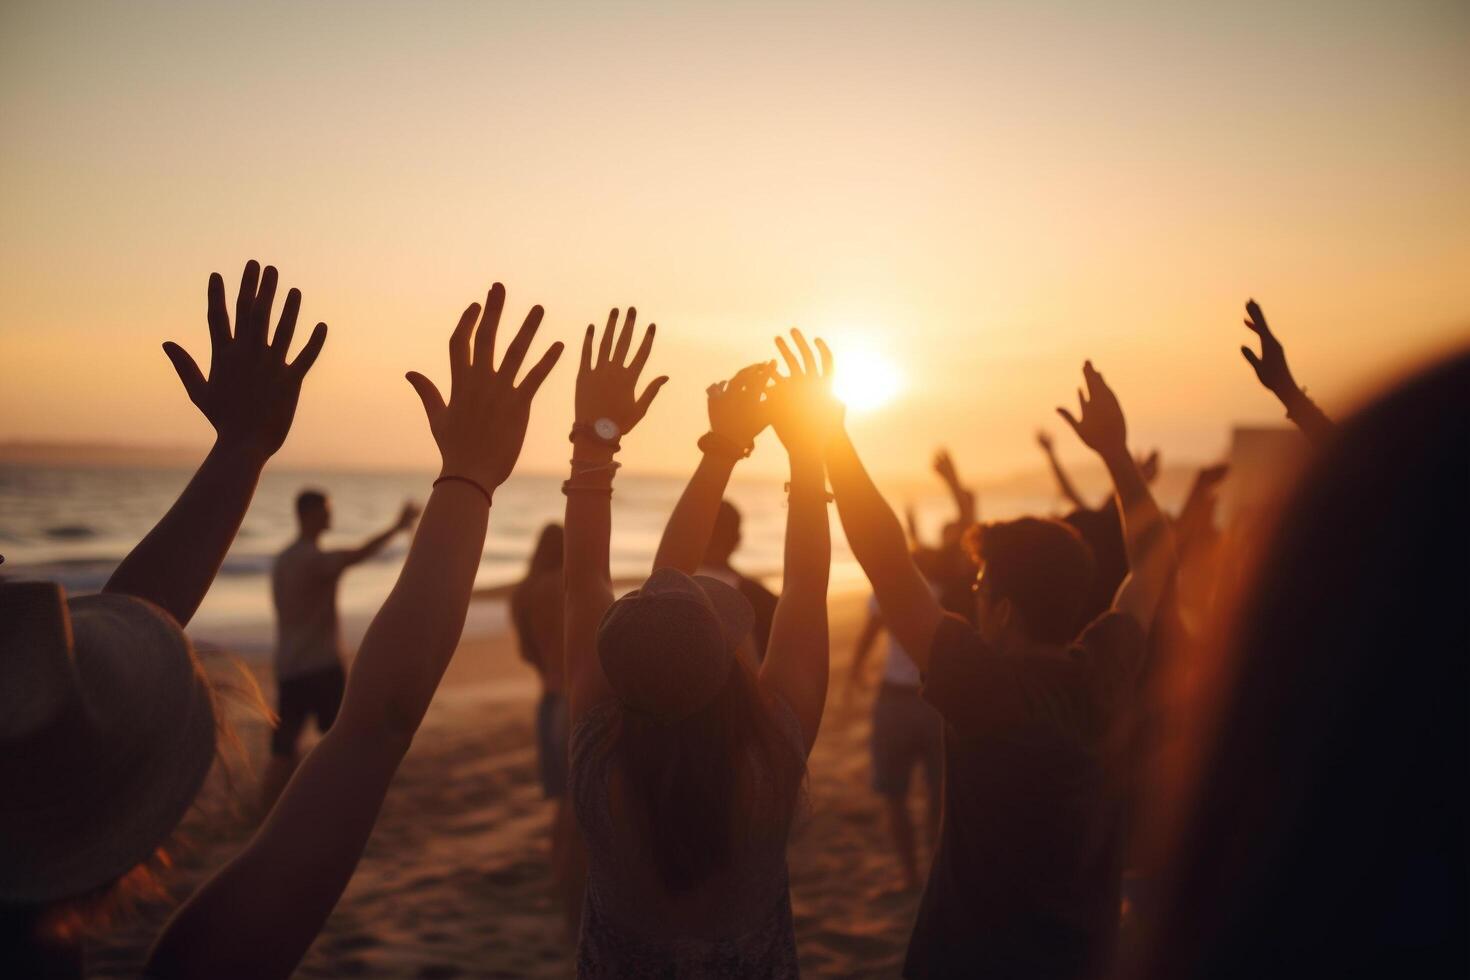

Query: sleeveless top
left=570, top=698, right=806, bottom=978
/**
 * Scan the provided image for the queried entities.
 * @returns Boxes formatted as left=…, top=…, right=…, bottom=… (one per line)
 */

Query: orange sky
left=2, top=0, right=1467, bottom=480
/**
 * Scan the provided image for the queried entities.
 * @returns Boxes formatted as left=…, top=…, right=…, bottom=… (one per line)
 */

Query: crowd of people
left=1, top=261, right=1464, bottom=979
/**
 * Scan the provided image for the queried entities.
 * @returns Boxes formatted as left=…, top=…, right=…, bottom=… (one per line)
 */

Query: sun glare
left=831, top=344, right=902, bottom=414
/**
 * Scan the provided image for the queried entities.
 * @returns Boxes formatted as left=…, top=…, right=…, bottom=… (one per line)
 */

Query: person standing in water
left=259, top=490, right=418, bottom=812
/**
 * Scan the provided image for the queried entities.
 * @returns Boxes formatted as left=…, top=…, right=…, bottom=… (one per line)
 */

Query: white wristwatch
left=593, top=417, right=621, bottom=443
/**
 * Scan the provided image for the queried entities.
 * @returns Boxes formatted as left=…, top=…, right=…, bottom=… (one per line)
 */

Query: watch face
left=593, top=418, right=619, bottom=441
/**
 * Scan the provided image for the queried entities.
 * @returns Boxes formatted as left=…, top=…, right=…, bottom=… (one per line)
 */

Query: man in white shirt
left=259, top=489, right=417, bottom=811
left=848, top=588, right=944, bottom=892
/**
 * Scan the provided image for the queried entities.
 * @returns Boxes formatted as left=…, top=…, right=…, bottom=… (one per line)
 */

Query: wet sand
left=87, top=591, right=927, bottom=979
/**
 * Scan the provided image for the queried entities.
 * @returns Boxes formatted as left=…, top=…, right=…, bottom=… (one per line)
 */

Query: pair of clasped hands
left=164, top=261, right=848, bottom=496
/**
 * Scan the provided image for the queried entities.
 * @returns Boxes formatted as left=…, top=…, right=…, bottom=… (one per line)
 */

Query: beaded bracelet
left=569, top=458, right=622, bottom=479
left=561, top=482, right=614, bottom=496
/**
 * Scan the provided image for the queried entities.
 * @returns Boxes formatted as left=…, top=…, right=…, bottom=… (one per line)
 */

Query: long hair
left=526, top=523, right=565, bottom=576
left=512, top=524, right=564, bottom=670
left=611, top=660, right=805, bottom=894
left=1138, top=349, right=1470, bottom=979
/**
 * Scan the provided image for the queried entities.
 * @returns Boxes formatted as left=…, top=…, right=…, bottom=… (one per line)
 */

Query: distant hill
left=0, top=440, right=207, bottom=468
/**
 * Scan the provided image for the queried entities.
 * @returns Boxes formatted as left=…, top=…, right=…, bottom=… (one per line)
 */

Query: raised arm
left=758, top=329, right=835, bottom=751
left=652, top=361, right=772, bottom=574
left=1057, top=361, right=1177, bottom=630
left=563, top=307, right=667, bottom=724
left=1036, top=429, right=1089, bottom=511
left=825, top=401, right=944, bottom=673
left=104, top=261, right=327, bottom=625
left=336, top=501, right=420, bottom=569
left=932, top=448, right=977, bottom=525
left=1241, top=299, right=1334, bottom=445
left=146, top=284, right=562, bottom=980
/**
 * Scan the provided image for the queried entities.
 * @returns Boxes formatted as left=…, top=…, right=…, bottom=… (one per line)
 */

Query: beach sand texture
left=86, top=592, right=925, bottom=979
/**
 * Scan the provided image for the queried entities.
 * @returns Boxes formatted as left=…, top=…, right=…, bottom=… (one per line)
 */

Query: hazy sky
left=3, top=0, right=1467, bottom=480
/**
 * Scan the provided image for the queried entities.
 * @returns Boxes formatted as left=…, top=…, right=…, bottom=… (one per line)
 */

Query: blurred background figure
left=847, top=561, right=944, bottom=893
left=259, top=491, right=418, bottom=813
left=696, top=500, right=779, bottom=663
left=509, top=522, right=586, bottom=939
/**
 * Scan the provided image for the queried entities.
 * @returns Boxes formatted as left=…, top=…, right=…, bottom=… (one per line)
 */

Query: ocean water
left=0, top=462, right=1059, bottom=657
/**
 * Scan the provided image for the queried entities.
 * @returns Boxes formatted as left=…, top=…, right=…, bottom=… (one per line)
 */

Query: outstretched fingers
left=207, top=273, right=231, bottom=349
left=515, top=341, right=565, bottom=397
left=613, top=307, right=637, bottom=365
left=162, top=342, right=207, bottom=407
left=814, top=338, right=834, bottom=377
left=473, top=283, right=506, bottom=371
left=1056, top=405, right=1082, bottom=437
left=632, top=375, right=669, bottom=422
left=627, top=323, right=657, bottom=376
left=234, top=260, right=261, bottom=341
left=791, top=328, right=818, bottom=375
left=1244, top=299, right=1270, bottom=338
left=498, top=304, right=545, bottom=382
left=597, top=308, right=618, bottom=368
left=244, top=265, right=279, bottom=347
left=774, top=335, right=802, bottom=377
left=449, top=303, right=479, bottom=391
left=288, top=323, right=328, bottom=378
left=406, top=371, right=447, bottom=422
left=580, top=325, right=595, bottom=374
left=271, top=288, right=302, bottom=360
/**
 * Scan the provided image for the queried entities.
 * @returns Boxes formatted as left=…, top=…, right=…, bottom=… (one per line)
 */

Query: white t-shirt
left=868, top=594, right=923, bottom=688
left=271, top=539, right=349, bottom=680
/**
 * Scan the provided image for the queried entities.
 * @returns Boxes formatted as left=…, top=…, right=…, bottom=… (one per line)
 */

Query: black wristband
left=433, top=474, right=493, bottom=507
left=569, top=422, right=621, bottom=452
left=698, top=431, right=752, bottom=461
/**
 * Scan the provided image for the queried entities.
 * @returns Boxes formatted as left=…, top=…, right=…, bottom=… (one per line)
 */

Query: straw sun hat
left=0, top=582, right=216, bottom=904
left=596, top=567, right=755, bottom=722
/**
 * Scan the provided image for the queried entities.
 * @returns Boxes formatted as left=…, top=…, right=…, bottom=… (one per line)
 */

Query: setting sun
left=831, top=343, right=903, bottom=414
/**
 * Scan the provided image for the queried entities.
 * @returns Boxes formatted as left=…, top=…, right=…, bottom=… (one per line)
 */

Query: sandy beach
left=86, top=590, right=925, bottom=979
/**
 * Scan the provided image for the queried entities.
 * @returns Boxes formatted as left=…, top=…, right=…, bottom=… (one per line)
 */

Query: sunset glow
left=832, top=344, right=903, bottom=414
left=1, top=1, right=1466, bottom=481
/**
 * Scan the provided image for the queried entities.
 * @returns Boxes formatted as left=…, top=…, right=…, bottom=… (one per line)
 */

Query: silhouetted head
left=526, top=523, right=564, bottom=576
left=703, top=499, right=742, bottom=567
left=295, top=489, right=330, bottom=537
left=1142, top=349, right=1470, bottom=979
left=964, top=517, right=1097, bottom=648
left=597, top=568, right=804, bottom=892
left=0, top=583, right=220, bottom=962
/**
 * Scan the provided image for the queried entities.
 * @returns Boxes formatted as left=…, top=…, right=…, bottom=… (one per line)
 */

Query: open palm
left=162, top=260, right=328, bottom=460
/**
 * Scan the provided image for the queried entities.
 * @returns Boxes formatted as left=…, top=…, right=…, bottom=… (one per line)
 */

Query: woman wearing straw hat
left=2, top=259, right=328, bottom=974
left=3, top=275, right=566, bottom=980
left=561, top=312, right=839, bottom=978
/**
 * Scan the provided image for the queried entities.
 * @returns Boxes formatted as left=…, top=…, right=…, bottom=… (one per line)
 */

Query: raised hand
left=933, top=449, right=960, bottom=487
left=162, top=260, right=328, bottom=460
left=1241, top=299, right=1298, bottom=398
left=406, top=283, right=564, bottom=494
left=707, top=361, right=774, bottom=448
left=769, top=328, right=843, bottom=455
left=1036, top=430, right=1055, bottom=453
left=576, top=307, right=667, bottom=435
left=1137, top=448, right=1161, bottom=485
left=396, top=501, right=421, bottom=531
left=1057, top=360, right=1128, bottom=460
